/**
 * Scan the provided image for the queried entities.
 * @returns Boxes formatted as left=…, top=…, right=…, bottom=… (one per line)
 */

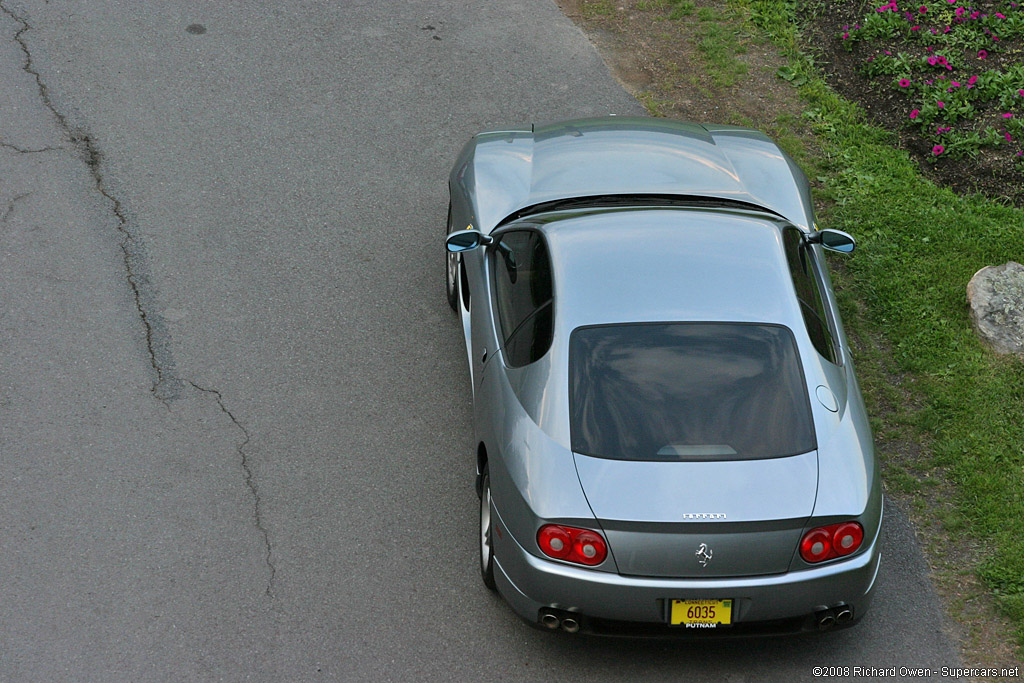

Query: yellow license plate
left=670, top=599, right=733, bottom=626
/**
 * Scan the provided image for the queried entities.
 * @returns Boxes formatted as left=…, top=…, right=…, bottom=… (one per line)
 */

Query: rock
left=966, top=262, right=1024, bottom=356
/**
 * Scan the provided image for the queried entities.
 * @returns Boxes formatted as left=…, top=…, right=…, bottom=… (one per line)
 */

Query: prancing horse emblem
left=695, top=543, right=713, bottom=567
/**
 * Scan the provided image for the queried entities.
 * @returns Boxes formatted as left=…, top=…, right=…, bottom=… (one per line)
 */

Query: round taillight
left=832, top=522, right=864, bottom=556
left=537, top=524, right=608, bottom=566
left=572, top=530, right=608, bottom=566
left=537, top=525, right=572, bottom=559
left=800, top=528, right=833, bottom=563
left=800, top=521, right=866, bottom=563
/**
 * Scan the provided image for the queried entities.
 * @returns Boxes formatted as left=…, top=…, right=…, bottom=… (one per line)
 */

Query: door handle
left=481, top=347, right=488, bottom=363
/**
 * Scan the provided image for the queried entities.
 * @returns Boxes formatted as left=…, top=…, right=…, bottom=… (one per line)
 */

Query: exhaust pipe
left=561, top=617, right=580, bottom=633
left=816, top=609, right=836, bottom=630
left=834, top=607, right=853, bottom=624
left=539, top=612, right=561, bottom=630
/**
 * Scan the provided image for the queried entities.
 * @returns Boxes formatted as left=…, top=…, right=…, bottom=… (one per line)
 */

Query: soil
left=557, top=0, right=810, bottom=127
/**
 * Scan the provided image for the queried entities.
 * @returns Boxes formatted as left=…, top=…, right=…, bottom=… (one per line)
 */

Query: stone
left=966, top=261, right=1024, bottom=356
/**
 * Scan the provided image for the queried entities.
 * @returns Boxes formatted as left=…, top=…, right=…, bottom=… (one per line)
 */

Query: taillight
left=800, top=522, right=864, bottom=563
left=537, top=524, right=607, bottom=566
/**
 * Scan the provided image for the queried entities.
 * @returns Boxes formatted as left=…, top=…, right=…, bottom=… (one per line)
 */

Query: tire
left=479, top=466, right=496, bottom=590
left=445, top=202, right=459, bottom=311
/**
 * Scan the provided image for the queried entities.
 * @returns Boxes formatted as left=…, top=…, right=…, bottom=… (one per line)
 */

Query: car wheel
left=445, top=203, right=459, bottom=311
left=480, top=465, right=496, bottom=590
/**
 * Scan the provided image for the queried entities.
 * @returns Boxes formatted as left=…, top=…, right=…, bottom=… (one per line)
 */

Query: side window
left=492, top=230, right=554, bottom=367
left=782, top=228, right=839, bottom=365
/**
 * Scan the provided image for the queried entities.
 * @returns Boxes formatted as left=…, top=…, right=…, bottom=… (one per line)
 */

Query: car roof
left=535, top=207, right=804, bottom=333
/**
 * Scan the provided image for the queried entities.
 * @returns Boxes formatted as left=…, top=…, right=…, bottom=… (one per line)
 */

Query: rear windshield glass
left=569, top=323, right=815, bottom=461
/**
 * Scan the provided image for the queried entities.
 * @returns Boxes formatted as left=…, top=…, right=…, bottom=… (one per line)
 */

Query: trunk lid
left=573, top=451, right=817, bottom=578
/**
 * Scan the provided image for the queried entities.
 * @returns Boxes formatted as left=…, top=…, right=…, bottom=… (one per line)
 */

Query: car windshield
left=569, top=322, right=815, bottom=461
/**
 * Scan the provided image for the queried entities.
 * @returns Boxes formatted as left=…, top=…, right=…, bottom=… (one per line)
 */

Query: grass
left=695, top=8, right=750, bottom=85
left=580, top=0, right=616, bottom=17
left=738, top=0, right=1024, bottom=647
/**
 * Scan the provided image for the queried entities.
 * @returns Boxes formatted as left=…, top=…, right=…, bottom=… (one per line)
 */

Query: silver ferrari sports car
left=444, top=117, right=882, bottom=636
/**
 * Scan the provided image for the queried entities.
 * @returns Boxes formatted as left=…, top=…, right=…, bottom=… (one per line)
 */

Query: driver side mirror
left=805, top=228, right=856, bottom=253
left=446, top=229, right=492, bottom=253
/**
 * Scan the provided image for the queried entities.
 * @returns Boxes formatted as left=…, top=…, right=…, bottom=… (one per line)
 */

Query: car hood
left=460, top=117, right=815, bottom=233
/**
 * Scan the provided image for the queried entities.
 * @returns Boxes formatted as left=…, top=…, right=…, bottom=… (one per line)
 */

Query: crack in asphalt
left=188, top=381, right=277, bottom=599
left=2, top=190, right=33, bottom=222
left=1, top=1, right=179, bottom=403
left=0, top=138, right=61, bottom=154
left=2, top=3, right=278, bottom=600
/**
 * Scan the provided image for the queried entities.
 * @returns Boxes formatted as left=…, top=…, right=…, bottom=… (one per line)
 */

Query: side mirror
left=805, top=228, right=855, bottom=253
left=446, top=229, right=492, bottom=253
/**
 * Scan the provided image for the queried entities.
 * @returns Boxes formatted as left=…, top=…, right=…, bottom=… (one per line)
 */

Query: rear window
left=569, top=323, right=815, bottom=461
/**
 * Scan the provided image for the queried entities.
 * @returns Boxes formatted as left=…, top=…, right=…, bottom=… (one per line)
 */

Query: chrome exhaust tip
left=834, top=607, right=853, bottom=624
left=561, top=617, right=580, bottom=633
left=816, top=610, right=836, bottom=630
left=539, top=612, right=561, bottom=630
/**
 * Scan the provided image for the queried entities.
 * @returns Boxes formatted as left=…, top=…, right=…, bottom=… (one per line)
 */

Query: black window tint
left=569, top=323, right=815, bottom=461
left=505, top=301, right=554, bottom=368
left=783, top=228, right=838, bottom=364
left=492, top=230, right=554, bottom=367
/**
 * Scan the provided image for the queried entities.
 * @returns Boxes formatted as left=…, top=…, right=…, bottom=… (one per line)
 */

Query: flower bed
left=812, top=0, right=1024, bottom=201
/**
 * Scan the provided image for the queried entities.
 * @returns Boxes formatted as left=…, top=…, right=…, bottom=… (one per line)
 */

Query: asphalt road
left=0, top=1, right=961, bottom=680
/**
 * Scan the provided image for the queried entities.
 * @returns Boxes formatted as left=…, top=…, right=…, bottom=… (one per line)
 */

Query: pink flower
left=1006, top=133, right=1014, bottom=142
left=910, top=109, right=920, bottom=119
left=1003, top=113, right=1015, bottom=118
left=955, top=6, right=965, bottom=15
left=978, top=50, right=988, bottom=58
left=951, top=81, right=960, bottom=87
left=1019, top=89, right=1024, bottom=96
left=926, top=79, right=934, bottom=84
left=996, top=12, right=1006, bottom=18
left=937, top=101, right=945, bottom=108
left=843, top=32, right=849, bottom=39
left=899, top=79, right=911, bottom=87
left=968, top=75, right=978, bottom=85
left=932, top=145, right=944, bottom=155
left=919, top=4, right=927, bottom=10
left=911, top=25, right=920, bottom=30
left=928, top=56, right=938, bottom=65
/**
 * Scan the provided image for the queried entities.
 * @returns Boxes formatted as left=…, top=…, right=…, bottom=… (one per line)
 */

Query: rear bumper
left=492, top=504, right=882, bottom=636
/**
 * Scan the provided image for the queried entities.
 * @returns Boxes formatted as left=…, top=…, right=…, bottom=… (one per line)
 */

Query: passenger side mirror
left=805, top=228, right=855, bottom=253
left=446, top=229, right=492, bottom=252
